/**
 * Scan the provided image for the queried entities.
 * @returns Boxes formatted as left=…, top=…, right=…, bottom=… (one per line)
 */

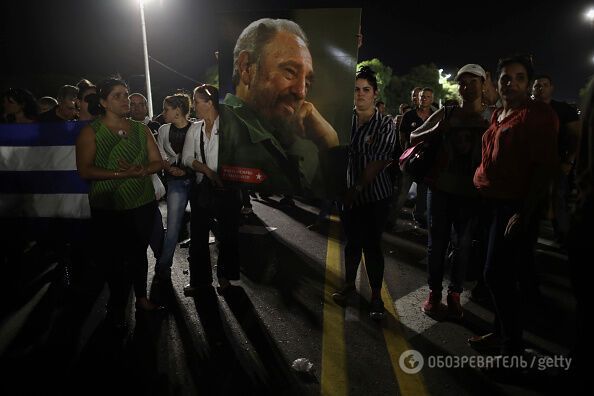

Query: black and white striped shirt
left=347, top=109, right=396, bottom=206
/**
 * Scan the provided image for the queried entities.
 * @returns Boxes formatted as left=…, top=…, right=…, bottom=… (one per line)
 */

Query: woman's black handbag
left=194, top=178, right=216, bottom=209
left=194, top=125, right=219, bottom=210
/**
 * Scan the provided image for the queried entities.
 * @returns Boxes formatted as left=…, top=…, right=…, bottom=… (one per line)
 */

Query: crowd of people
left=2, top=21, right=593, bottom=384
left=365, top=55, right=591, bottom=381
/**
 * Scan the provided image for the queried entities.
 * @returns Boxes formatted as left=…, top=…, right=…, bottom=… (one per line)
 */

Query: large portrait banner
left=217, top=8, right=362, bottom=198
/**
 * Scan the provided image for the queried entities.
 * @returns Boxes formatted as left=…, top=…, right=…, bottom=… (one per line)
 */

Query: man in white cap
left=408, top=63, right=491, bottom=320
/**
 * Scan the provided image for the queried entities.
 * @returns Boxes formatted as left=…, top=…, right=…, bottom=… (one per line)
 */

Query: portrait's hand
left=290, top=101, right=339, bottom=149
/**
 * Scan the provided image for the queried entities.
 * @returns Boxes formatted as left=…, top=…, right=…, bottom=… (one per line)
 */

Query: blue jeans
left=155, top=179, right=191, bottom=276
left=427, top=188, right=479, bottom=293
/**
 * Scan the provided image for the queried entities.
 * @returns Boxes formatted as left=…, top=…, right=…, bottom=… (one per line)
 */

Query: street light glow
left=138, top=0, right=154, bottom=118
left=586, top=7, right=594, bottom=21
left=138, top=0, right=163, bottom=6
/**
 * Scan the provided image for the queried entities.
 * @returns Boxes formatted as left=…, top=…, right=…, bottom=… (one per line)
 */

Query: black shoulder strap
left=199, top=124, right=206, bottom=164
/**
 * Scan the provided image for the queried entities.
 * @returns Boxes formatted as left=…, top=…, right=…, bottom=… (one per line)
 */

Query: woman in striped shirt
left=332, top=66, right=396, bottom=320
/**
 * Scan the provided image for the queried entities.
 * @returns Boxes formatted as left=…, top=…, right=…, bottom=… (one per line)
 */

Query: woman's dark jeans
left=426, top=188, right=480, bottom=293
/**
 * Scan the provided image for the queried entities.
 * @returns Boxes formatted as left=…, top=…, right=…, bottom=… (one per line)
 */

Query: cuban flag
left=0, top=122, right=90, bottom=223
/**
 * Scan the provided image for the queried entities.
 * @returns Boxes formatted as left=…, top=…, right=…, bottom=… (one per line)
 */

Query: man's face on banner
left=247, top=30, right=314, bottom=130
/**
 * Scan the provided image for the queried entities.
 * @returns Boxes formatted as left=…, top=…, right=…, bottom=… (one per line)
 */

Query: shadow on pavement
left=222, top=285, right=306, bottom=395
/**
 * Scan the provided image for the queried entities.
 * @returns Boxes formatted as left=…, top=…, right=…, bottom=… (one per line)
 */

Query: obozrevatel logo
left=399, top=350, right=424, bottom=374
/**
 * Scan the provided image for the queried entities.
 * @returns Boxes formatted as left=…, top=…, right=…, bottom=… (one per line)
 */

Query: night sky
left=2, top=0, right=593, bottom=105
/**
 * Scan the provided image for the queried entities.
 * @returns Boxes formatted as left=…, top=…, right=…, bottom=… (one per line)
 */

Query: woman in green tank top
left=76, top=77, right=163, bottom=322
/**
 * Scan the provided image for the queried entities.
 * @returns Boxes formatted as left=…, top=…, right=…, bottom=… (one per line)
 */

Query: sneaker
left=280, top=196, right=296, bottom=206
left=332, top=284, right=355, bottom=305
left=179, top=238, right=191, bottom=248
left=135, top=297, right=165, bottom=312
left=306, top=221, right=323, bottom=231
left=470, top=283, right=490, bottom=304
left=468, top=333, right=502, bottom=351
left=421, top=290, right=445, bottom=316
left=369, top=297, right=386, bottom=321
left=413, top=217, right=427, bottom=229
left=217, top=277, right=232, bottom=294
left=183, top=284, right=198, bottom=297
left=446, top=291, right=463, bottom=320
left=105, top=309, right=127, bottom=332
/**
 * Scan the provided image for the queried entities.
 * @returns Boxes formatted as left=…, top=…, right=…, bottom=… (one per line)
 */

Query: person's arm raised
left=291, top=101, right=339, bottom=149
left=410, top=107, right=446, bottom=145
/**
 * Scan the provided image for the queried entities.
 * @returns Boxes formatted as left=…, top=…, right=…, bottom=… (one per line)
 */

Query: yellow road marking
left=358, top=257, right=427, bottom=395
left=321, top=223, right=427, bottom=396
left=380, top=278, right=428, bottom=395
left=321, top=221, right=347, bottom=396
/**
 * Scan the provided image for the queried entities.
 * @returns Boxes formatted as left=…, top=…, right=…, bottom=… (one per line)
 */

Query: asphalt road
left=0, top=195, right=580, bottom=395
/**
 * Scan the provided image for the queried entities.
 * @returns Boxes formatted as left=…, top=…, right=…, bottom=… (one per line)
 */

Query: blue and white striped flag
left=0, top=122, right=90, bottom=219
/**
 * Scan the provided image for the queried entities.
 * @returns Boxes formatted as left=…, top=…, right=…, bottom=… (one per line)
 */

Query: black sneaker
left=468, top=333, right=502, bottom=352
left=332, top=284, right=355, bottom=305
left=179, top=238, right=191, bottom=248
left=184, top=284, right=199, bottom=297
left=470, top=283, right=491, bottom=304
left=414, top=220, right=427, bottom=229
left=369, top=297, right=386, bottom=321
left=280, top=196, right=296, bottom=207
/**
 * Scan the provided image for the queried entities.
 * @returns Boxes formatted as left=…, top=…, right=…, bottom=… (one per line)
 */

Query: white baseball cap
left=455, top=64, right=486, bottom=81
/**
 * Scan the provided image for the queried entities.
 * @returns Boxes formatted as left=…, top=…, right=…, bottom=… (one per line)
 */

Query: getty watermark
left=398, top=350, right=572, bottom=374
